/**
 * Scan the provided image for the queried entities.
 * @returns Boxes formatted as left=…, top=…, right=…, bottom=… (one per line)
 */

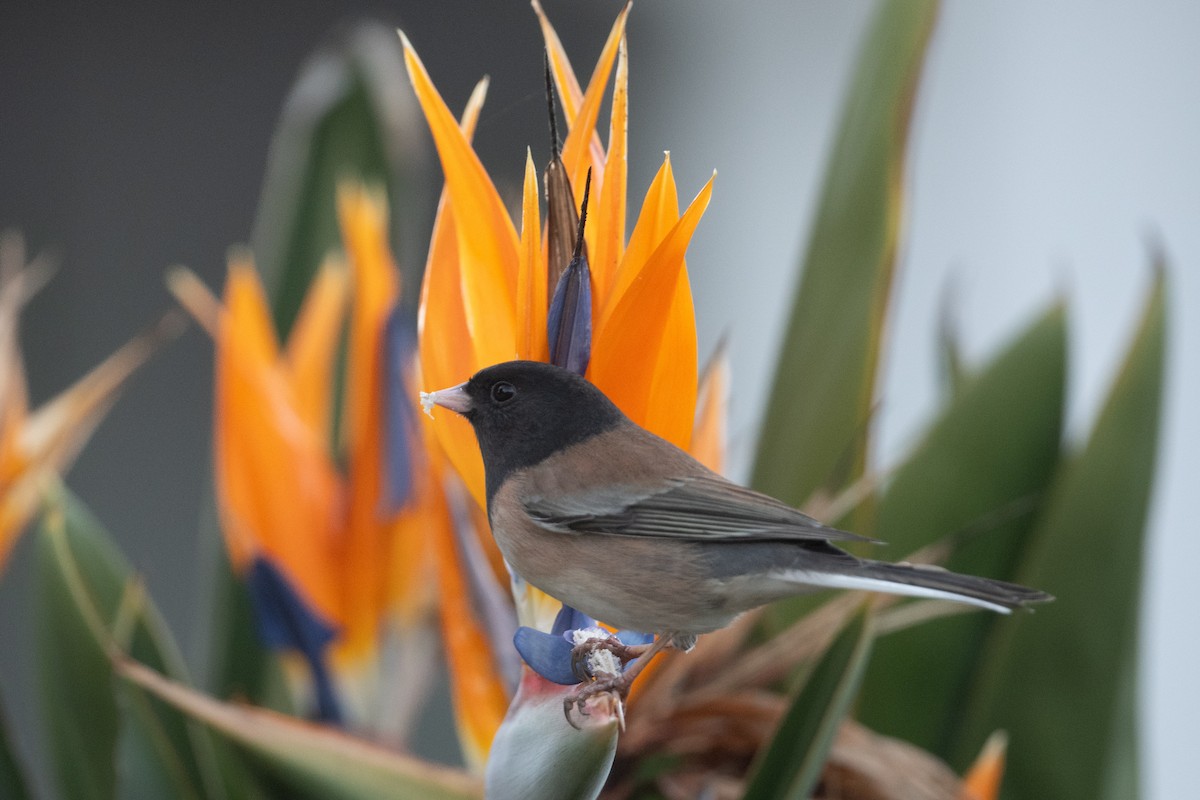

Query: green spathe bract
left=485, top=672, right=619, bottom=800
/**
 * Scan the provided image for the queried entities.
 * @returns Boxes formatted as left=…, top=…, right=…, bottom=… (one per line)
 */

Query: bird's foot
left=562, top=632, right=645, bottom=730
left=562, top=633, right=672, bottom=729
left=569, top=634, right=649, bottom=682
left=562, top=675, right=629, bottom=731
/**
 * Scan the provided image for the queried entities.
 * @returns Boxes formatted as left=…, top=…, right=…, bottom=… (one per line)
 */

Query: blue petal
left=246, top=556, right=343, bottom=723
left=514, top=626, right=580, bottom=685
left=551, top=603, right=596, bottom=637
left=547, top=255, right=592, bottom=376
left=526, top=604, right=655, bottom=683
left=382, top=304, right=417, bottom=512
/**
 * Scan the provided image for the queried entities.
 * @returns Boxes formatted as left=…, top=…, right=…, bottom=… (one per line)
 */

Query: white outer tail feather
left=775, top=569, right=1013, bottom=615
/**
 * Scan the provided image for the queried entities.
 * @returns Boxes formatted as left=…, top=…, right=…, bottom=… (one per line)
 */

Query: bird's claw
left=569, top=636, right=639, bottom=681
left=562, top=676, right=628, bottom=731
left=561, top=634, right=661, bottom=729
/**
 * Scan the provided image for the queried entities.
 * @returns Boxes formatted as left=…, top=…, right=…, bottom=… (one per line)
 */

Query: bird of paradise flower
left=401, top=0, right=726, bottom=755
left=0, top=232, right=173, bottom=570
left=404, top=9, right=1013, bottom=798
left=169, top=185, right=447, bottom=733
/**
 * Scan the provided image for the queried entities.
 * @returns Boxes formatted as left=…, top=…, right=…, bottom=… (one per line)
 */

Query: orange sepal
left=558, top=4, right=629, bottom=224
left=590, top=36, right=628, bottom=305
left=336, top=183, right=402, bottom=663
left=433, top=481, right=511, bottom=772
left=402, top=37, right=518, bottom=369
left=0, top=252, right=40, bottom=484
left=646, top=272, right=699, bottom=449
left=417, top=79, right=491, bottom=508
left=961, top=731, right=1008, bottom=800
left=533, top=0, right=607, bottom=173
left=417, top=221, right=482, bottom=510
left=213, top=260, right=342, bottom=622
left=516, top=150, right=548, bottom=362
left=221, top=255, right=280, bottom=368
left=590, top=174, right=714, bottom=447
left=690, top=340, right=730, bottom=473
left=607, top=154, right=678, bottom=308
left=214, top=262, right=286, bottom=573
left=0, top=262, right=171, bottom=565
left=532, top=0, right=584, bottom=119
left=284, top=255, right=349, bottom=434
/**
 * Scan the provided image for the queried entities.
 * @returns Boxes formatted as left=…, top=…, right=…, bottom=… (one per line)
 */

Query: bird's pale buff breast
left=487, top=432, right=742, bottom=634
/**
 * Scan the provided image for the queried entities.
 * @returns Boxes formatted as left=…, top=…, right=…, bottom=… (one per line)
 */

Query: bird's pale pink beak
left=419, top=382, right=473, bottom=418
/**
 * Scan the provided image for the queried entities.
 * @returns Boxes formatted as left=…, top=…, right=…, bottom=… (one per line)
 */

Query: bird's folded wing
left=522, top=474, right=874, bottom=544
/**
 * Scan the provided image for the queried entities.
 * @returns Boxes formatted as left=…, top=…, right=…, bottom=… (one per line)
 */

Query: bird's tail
left=785, top=559, right=1052, bottom=614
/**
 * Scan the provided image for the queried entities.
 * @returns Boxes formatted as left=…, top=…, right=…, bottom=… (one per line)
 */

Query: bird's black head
left=429, top=360, right=626, bottom=505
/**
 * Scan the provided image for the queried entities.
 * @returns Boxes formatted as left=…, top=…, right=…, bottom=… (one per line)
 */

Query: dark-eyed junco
left=422, top=360, right=1051, bottom=699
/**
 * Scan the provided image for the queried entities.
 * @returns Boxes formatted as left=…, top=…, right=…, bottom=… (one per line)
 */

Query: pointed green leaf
left=958, top=267, right=1166, bottom=799
left=0, top=692, right=30, bottom=800
left=250, top=21, right=426, bottom=337
left=115, top=679, right=207, bottom=800
left=35, top=487, right=233, bottom=800
left=752, top=0, right=939, bottom=507
left=116, top=657, right=481, bottom=800
left=115, top=583, right=243, bottom=800
left=937, top=278, right=968, bottom=398
left=742, top=608, right=875, bottom=800
left=1098, top=645, right=1139, bottom=800
left=857, top=302, right=1066, bottom=756
left=35, top=491, right=127, bottom=799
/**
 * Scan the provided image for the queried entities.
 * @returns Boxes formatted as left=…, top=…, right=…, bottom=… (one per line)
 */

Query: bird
left=421, top=360, right=1051, bottom=708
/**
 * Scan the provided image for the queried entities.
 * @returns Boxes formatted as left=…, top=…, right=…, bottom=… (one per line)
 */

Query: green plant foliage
left=35, top=486, right=234, bottom=799
left=114, top=680, right=208, bottom=800
left=752, top=0, right=938, bottom=509
left=0, top=693, right=29, bottom=800
left=249, top=21, right=427, bottom=337
left=34, top=491, right=124, bottom=799
left=936, top=281, right=968, bottom=398
left=857, top=302, right=1067, bottom=755
left=742, top=608, right=875, bottom=800
left=117, top=657, right=482, bottom=800
left=958, top=267, right=1167, bottom=799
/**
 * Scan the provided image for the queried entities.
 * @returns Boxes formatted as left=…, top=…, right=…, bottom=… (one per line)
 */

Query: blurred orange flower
left=170, top=185, right=444, bottom=724
left=0, top=232, right=169, bottom=569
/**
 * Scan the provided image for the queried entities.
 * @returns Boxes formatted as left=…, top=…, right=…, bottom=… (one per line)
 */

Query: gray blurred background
left=1, top=1, right=1195, bottom=797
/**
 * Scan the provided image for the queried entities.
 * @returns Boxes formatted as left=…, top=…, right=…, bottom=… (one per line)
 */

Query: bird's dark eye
left=491, top=381, right=516, bottom=404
